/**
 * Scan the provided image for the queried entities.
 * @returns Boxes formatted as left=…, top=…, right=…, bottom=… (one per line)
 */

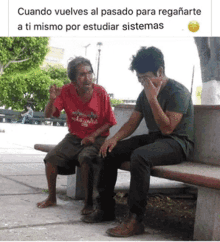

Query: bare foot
left=81, top=204, right=94, bottom=215
left=37, top=198, right=57, bottom=208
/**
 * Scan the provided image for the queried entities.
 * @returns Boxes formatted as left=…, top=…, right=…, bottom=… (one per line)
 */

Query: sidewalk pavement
left=0, top=123, right=189, bottom=240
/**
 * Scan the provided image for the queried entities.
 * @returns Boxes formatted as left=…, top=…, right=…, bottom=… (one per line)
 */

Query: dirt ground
left=114, top=191, right=197, bottom=241
left=57, top=188, right=197, bottom=241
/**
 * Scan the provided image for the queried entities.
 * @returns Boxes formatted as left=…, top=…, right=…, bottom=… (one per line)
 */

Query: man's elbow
left=44, top=110, right=54, bottom=118
left=45, top=115, right=51, bottom=119
left=161, top=126, right=173, bottom=135
left=44, top=112, right=51, bottom=118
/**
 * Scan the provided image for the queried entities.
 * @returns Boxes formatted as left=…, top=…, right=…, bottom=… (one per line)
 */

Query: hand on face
left=142, top=77, right=163, bottom=101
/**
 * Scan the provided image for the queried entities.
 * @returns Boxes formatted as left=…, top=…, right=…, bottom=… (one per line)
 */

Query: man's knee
left=44, top=150, right=56, bottom=163
left=44, top=149, right=63, bottom=167
left=130, top=149, right=151, bottom=170
left=78, top=153, right=94, bottom=167
left=45, top=160, right=56, bottom=168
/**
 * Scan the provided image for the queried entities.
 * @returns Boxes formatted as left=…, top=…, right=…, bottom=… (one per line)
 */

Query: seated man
left=37, top=57, right=117, bottom=215
left=21, top=104, right=33, bottom=124
left=82, top=47, right=194, bottom=237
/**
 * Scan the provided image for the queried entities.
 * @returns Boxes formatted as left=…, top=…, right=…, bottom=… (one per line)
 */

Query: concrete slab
left=0, top=123, right=68, bottom=148
left=0, top=223, right=180, bottom=241
left=0, top=143, right=27, bottom=149
left=0, top=176, right=39, bottom=195
left=10, top=174, right=67, bottom=191
left=0, top=163, right=45, bottom=176
left=0, top=194, right=180, bottom=241
left=0, top=194, right=82, bottom=228
left=0, top=154, right=45, bottom=163
left=0, top=148, right=44, bottom=155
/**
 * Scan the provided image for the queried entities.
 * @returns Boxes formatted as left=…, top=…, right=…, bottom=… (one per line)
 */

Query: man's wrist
left=113, top=135, right=120, bottom=142
left=148, top=96, right=157, bottom=105
left=89, top=133, right=97, bottom=139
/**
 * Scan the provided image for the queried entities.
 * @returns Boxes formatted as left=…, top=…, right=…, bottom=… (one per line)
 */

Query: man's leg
left=37, top=162, right=58, bottom=208
left=78, top=137, right=106, bottom=215
left=37, top=134, right=83, bottom=208
left=82, top=134, right=154, bottom=223
left=21, top=115, right=26, bottom=124
left=25, top=114, right=32, bottom=123
left=80, top=161, right=94, bottom=214
left=106, top=138, right=185, bottom=237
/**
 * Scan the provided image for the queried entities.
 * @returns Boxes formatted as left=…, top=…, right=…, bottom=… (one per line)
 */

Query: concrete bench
left=34, top=104, right=220, bottom=241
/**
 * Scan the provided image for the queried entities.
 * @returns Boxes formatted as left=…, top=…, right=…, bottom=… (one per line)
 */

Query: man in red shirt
left=37, top=57, right=117, bottom=215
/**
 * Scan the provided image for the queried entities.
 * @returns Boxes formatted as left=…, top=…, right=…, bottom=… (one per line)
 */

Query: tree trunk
left=194, top=37, right=220, bottom=104
left=0, top=64, right=4, bottom=76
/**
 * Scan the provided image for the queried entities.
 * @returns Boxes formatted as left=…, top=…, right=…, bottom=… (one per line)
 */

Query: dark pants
left=97, top=133, right=185, bottom=218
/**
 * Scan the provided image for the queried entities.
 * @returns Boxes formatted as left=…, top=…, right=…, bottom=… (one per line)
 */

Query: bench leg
left=67, top=167, right=85, bottom=200
left=66, top=165, right=100, bottom=200
left=194, top=187, right=220, bottom=240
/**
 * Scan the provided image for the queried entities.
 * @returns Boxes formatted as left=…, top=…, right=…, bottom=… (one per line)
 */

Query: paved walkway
left=0, top=123, right=188, bottom=240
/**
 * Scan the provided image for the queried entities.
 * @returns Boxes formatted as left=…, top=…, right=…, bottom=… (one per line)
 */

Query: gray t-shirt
left=135, top=79, right=194, bottom=160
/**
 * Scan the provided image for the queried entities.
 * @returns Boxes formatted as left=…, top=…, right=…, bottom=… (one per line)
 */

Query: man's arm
left=112, top=110, right=143, bottom=141
left=44, top=85, right=61, bottom=118
left=90, top=123, right=112, bottom=138
left=99, top=110, right=143, bottom=157
left=144, top=78, right=183, bottom=135
left=148, top=97, right=183, bottom=135
left=44, top=99, right=57, bottom=118
left=21, top=111, right=28, bottom=116
left=81, top=123, right=112, bottom=146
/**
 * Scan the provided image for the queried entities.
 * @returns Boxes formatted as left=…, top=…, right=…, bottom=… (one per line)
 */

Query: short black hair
left=67, top=57, right=93, bottom=82
left=130, top=46, right=165, bottom=75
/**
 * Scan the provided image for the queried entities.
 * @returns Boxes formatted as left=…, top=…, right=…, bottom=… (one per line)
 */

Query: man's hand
left=81, top=135, right=96, bottom=146
left=143, top=77, right=163, bottom=101
left=99, top=137, right=118, bottom=158
left=49, top=84, right=61, bottom=101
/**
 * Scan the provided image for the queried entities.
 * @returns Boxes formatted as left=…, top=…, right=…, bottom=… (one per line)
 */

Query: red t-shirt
left=53, top=83, right=117, bottom=139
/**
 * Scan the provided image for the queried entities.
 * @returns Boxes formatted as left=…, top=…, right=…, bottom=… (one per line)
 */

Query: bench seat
left=34, top=144, right=220, bottom=191
left=151, top=162, right=220, bottom=190
left=118, top=161, right=220, bottom=189
left=34, top=144, right=58, bottom=152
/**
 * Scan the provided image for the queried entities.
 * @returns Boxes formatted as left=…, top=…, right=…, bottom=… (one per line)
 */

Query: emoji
left=188, top=21, right=200, bottom=33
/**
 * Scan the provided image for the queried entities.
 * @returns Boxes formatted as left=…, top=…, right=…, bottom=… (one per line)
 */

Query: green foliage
left=0, top=37, right=68, bottom=111
left=110, top=98, right=124, bottom=107
left=44, top=65, right=69, bottom=85
left=0, top=69, right=63, bottom=111
left=0, top=37, right=49, bottom=75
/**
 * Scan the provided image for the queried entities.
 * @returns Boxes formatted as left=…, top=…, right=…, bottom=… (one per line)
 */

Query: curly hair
left=67, top=57, right=94, bottom=82
left=130, top=46, right=165, bottom=76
